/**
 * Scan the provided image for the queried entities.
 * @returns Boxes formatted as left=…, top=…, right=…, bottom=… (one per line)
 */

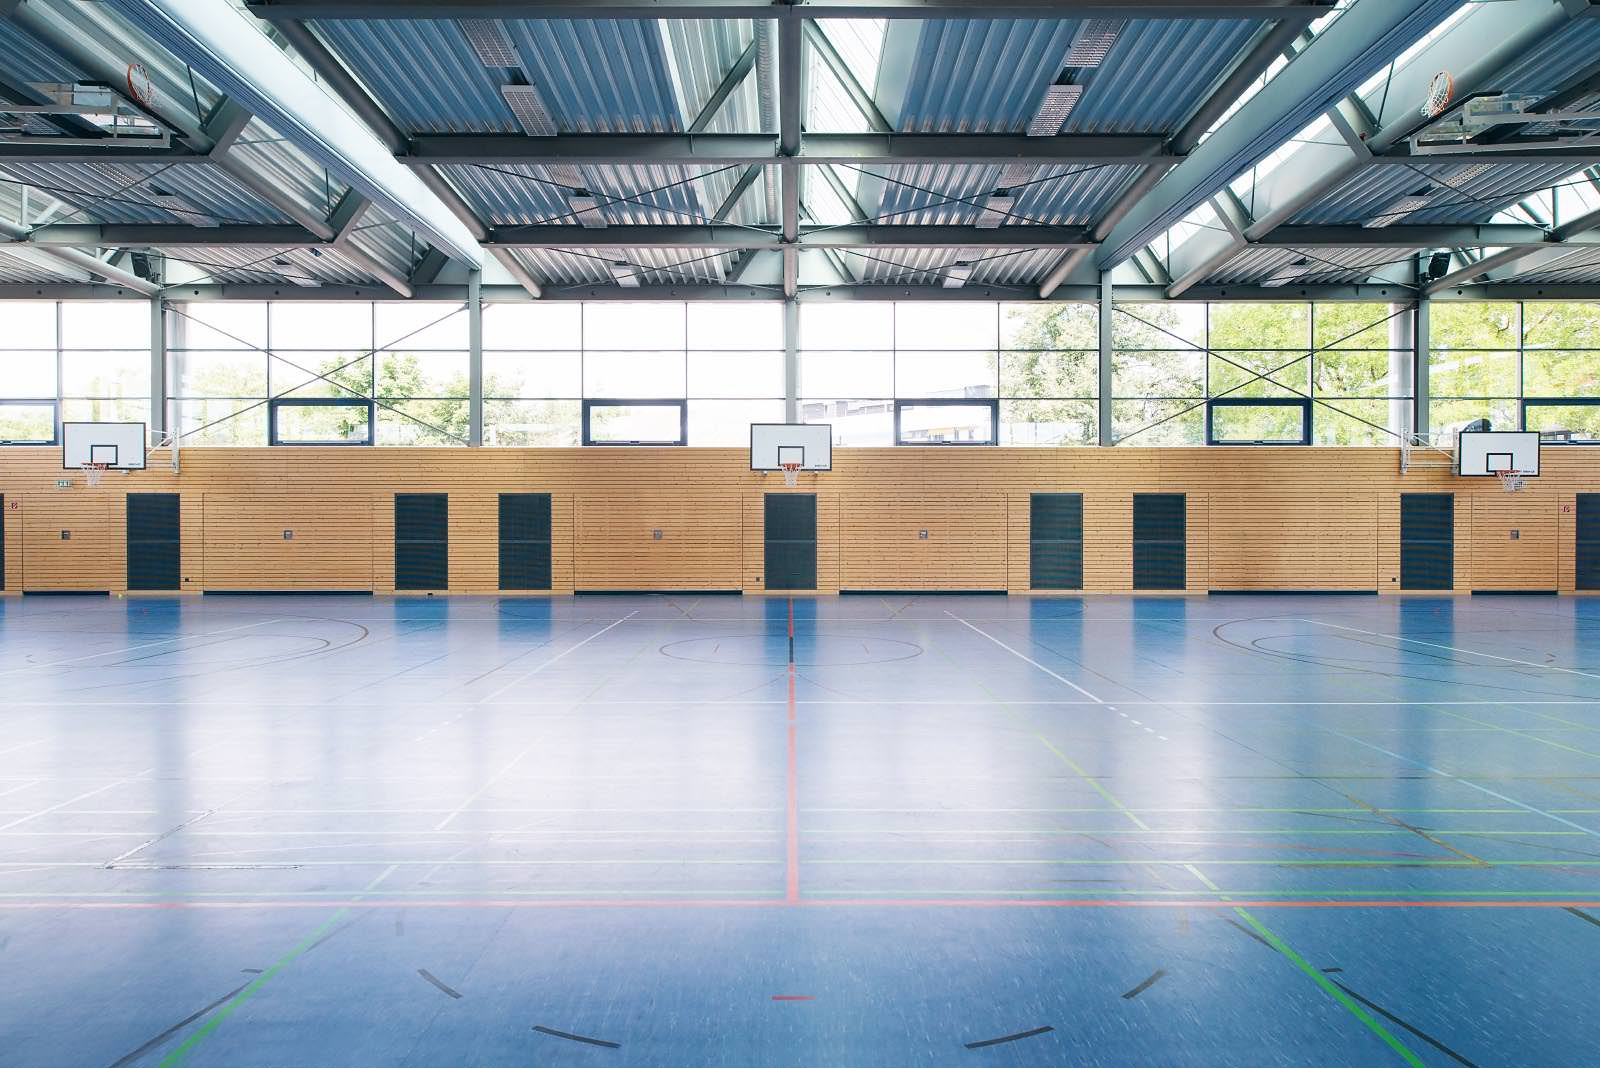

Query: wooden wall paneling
left=448, top=492, right=496, bottom=594
left=372, top=492, right=395, bottom=595
left=838, top=493, right=1006, bottom=591
left=552, top=493, right=575, bottom=594
left=574, top=492, right=740, bottom=591
left=22, top=491, right=115, bottom=592
left=0, top=444, right=1593, bottom=595
left=1085, top=491, right=1132, bottom=593
left=1471, top=489, right=1558, bottom=592
left=204, top=494, right=374, bottom=592
left=2, top=494, right=21, bottom=594
left=1559, top=494, right=1576, bottom=594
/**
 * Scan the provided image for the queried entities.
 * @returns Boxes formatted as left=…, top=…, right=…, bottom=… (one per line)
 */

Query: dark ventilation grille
left=1132, top=493, right=1185, bottom=591
left=1577, top=495, right=1600, bottom=591
left=1400, top=493, right=1454, bottom=591
left=764, top=494, right=817, bottom=590
left=499, top=493, right=553, bottom=591
left=126, top=493, right=180, bottom=591
left=395, top=493, right=448, bottom=591
left=1030, top=493, right=1083, bottom=590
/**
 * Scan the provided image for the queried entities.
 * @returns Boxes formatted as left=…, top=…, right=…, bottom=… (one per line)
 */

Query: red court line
left=785, top=597, right=800, bottom=904
left=785, top=665, right=799, bottom=904
left=6, top=899, right=1600, bottom=911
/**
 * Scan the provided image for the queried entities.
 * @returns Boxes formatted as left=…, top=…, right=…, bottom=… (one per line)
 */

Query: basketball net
left=780, top=462, right=801, bottom=488
left=1422, top=70, right=1453, bottom=118
left=79, top=461, right=108, bottom=487
left=1495, top=469, right=1526, bottom=493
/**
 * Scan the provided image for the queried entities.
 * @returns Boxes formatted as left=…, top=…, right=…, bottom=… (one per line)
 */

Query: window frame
left=267, top=397, right=375, bottom=446
left=1205, top=397, right=1312, bottom=446
left=1522, top=397, right=1600, bottom=445
left=0, top=399, right=59, bottom=446
left=581, top=398, right=688, bottom=446
left=893, top=398, right=999, bottom=447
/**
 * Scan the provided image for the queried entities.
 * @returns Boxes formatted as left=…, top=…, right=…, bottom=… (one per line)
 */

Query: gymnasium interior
left=3, top=0, right=1600, bottom=1064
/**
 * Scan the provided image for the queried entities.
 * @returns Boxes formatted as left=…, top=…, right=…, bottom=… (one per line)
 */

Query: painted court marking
left=1301, top=618, right=1600, bottom=683
left=0, top=619, right=282, bottom=677
left=478, top=612, right=639, bottom=703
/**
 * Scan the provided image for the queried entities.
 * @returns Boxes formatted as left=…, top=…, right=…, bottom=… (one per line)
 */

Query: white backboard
left=1457, top=429, right=1539, bottom=477
left=62, top=422, right=147, bottom=470
left=751, top=423, right=832, bottom=471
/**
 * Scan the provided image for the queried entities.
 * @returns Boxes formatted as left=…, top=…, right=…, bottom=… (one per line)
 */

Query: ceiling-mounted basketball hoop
left=1421, top=70, right=1453, bottom=118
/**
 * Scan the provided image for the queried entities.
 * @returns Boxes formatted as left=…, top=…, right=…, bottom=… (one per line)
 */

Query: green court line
left=1181, top=863, right=1423, bottom=1066
left=158, top=908, right=350, bottom=1067
left=1231, top=907, right=1424, bottom=1067
left=1032, top=735, right=1153, bottom=831
left=1425, top=706, right=1600, bottom=759
left=804, top=858, right=1600, bottom=866
left=922, top=634, right=1154, bottom=832
left=928, top=627, right=1417, bottom=1065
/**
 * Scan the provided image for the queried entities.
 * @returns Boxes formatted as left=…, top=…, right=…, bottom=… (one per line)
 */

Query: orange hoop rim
left=1423, top=70, right=1454, bottom=117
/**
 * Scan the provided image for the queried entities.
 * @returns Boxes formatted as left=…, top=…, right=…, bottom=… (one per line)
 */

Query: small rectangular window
left=268, top=398, right=373, bottom=445
left=0, top=400, right=58, bottom=445
left=894, top=399, right=998, bottom=445
left=1206, top=398, right=1310, bottom=445
left=582, top=399, right=686, bottom=445
left=1523, top=399, right=1600, bottom=445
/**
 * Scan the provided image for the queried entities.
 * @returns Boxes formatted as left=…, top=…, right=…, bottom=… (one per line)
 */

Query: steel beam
left=26, top=224, right=324, bottom=247
left=246, top=1, right=1335, bottom=20
left=269, top=16, right=541, bottom=297
left=104, top=0, right=482, bottom=266
left=689, top=40, right=758, bottom=134
left=482, top=224, right=1095, bottom=249
left=1260, top=224, right=1556, bottom=249
left=1120, top=0, right=1600, bottom=289
left=1424, top=205, right=1600, bottom=293
left=1037, top=13, right=1301, bottom=297
left=404, top=133, right=1173, bottom=166
left=1096, top=0, right=1463, bottom=268
left=779, top=14, right=801, bottom=299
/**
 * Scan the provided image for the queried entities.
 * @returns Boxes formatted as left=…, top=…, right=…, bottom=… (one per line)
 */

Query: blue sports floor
left=3, top=592, right=1600, bottom=1066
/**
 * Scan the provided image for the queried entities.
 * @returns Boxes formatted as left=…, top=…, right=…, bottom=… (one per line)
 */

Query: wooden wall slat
left=0, top=445, right=1593, bottom=595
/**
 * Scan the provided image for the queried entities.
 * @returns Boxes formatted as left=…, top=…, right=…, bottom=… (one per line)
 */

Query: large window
left=0, top=302, right=59, bottom=444
left=1112, top=302, right=1412, bottom=446
left=169, top=301, right=469, bottom=446
left=1427, top=301, right=1600, bottom=445
left=798, top=302, right=1096, bottom=446
left=0, top=301, right=151, bottom=444
left=483, top=302, right=783, bottom=446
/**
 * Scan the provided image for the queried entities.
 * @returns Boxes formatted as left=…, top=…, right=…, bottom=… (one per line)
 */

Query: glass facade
left=3, top=297, right=1598, bottom=448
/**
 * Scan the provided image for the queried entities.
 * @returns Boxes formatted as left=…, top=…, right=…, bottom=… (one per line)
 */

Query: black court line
left=1222, top=918, right=1479, bottom=1068
left=964, top=1026, right=1054, bottom=1050
left=417, top=969, right=462, bottom=999
left=1121, top=969, right=1168, bottom=999
left=1564, top=906, right=1600, bottom=929
left=533, top=1025, right=621, bottom=1049
left=1327, top=979, right=1481, bottom=1068
left=106, top=978, right=255, bottom=1067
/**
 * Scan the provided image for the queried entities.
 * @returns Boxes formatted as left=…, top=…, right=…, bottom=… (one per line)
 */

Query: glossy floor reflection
left=2, top=592, right=1600, bottom=1065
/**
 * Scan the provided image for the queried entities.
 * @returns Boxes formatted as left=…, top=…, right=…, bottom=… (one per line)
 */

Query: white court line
left=102, top=809, right=216, bottom=868
left=434, top=747, right=534, bottom=831
left=0, top=773, right=153, bottom=833
left=944, top=611, right=1104, bottom=703
left=477, top=611, right=639, bottom=704
left=0, top=618, right=282, bottom=677
left=1301, top=618, right=1600, bottom=682
left=0, top=740, right=45, bottom=758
